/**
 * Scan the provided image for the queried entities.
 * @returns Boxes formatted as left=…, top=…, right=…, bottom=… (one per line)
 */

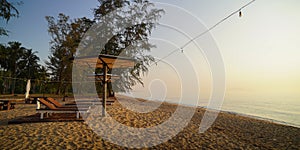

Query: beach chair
left=36, top=98, right=89, bottom=119
left=65, top=97, right=116, bottom=106
left=45, top=97, right=81, bottom=108
left=46, top=97, right=114, bottom=107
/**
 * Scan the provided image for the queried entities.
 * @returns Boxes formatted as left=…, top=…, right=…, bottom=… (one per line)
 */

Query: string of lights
left=152, top=0, right=256, bottom=65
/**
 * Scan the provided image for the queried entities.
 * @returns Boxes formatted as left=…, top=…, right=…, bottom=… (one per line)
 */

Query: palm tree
left=0, top=42, right=45, bottom=94
left=19, top=49, right=42, bottom=94
left=19, top=49, right=40, bottom=78
left=6, top=42, right=25, bottom=95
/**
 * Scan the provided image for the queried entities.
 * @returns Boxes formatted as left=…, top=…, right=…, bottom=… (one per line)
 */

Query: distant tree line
left=0, top=42, right=48, bottom=94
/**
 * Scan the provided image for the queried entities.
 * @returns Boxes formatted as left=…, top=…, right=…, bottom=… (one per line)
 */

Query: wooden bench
left=0, top=100, right=16, bottom=110
left=25, top=97, right=37, bottom=104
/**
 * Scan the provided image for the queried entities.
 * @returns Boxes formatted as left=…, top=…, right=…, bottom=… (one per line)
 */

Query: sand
left=0, top=95, right=299, bottom=149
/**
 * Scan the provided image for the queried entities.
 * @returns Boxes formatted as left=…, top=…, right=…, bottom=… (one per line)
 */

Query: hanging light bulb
left=239, top=9, right=243, bottom=17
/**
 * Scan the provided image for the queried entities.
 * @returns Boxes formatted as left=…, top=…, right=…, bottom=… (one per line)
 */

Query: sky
left=0, top=0, right=98, bottom=63
left=1, top=0, right=300, bottom=103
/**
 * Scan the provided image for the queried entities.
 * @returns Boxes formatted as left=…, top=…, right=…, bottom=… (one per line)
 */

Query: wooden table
left=25, top=97, right=38, bottom=104
left=0, top=100, right=16, bottom=110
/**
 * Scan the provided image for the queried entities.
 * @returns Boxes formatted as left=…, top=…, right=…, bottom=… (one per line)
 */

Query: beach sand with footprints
left=0, top=95, right=299, bottom=149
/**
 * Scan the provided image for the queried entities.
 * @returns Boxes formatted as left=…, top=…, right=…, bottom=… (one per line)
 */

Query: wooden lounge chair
left=66, top=98, right=116, bottom=106
left=45, top=97, right=65, bottom=107
left=45, top=97, right=87, bottom=108
left=46, top=97, right=114, bottom=107
left=36, top=98, right=89, bottom=119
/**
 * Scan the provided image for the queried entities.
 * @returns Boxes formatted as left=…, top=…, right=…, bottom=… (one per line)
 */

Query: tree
left=91, top=0, right=164, bottom=93
left=0, top=0, right=20, bottom=36
left=19, top=49, right=39, bottom=77
left=46, top=0, right=164, bottom=96
left=4, top=42, right=24, bottom=94
left=45, top=13, right=94, bottom=95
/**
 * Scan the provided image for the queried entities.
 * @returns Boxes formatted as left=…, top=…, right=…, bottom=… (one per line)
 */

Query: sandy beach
left=0, top=95, right=299, bottom=149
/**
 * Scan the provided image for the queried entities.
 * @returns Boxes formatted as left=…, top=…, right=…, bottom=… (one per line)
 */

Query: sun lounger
left=66, top=100, right=115, bottom=106
left=46, top=97, right=114, bottom=107
left=66, top=97, right=116, bottom=106
left=45, top=97, right=65, bottom=107
left=36, top=98, right=89, bottom=119
left=45, top=97, right=89, bottom=108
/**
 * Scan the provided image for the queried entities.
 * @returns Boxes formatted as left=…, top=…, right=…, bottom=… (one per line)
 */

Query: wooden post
left=102, top=63, right=107, bottom=116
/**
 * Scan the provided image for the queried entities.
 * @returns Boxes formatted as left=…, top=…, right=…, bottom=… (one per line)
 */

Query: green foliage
left=45, top=13, right=94, bottom=95
left=0, top=0, right=20, bottom=36
left=92, top=0, right=164, bottom=92
left=94, top=0, right=130, bottom=17
left=0, top=41, right=46, bottom=94
left=46, top=0, right=164, bottom=95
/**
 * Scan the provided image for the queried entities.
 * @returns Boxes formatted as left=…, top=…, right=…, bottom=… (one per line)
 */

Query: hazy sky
left=1, top=0, right=300, bottom=102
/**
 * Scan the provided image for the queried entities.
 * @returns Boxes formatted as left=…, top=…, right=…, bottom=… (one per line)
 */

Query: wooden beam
left=102, top=63, right=108, bottom=116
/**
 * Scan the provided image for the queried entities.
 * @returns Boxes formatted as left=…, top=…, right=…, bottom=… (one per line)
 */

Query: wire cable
left=153, top=0, right=256, bottom=65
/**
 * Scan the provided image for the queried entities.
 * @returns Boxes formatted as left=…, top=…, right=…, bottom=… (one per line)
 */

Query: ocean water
left=198, top=98, right=300, bottom=128
left=126, top=92, right=300, bottom=128
left=192, top=96, right=300, bottom=128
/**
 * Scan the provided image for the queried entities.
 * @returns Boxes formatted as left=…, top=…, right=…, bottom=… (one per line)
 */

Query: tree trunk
left=55, top=82, right=61, bottom=95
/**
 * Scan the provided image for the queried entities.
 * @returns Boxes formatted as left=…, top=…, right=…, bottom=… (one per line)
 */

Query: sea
left=218, top=98, right=300, bottom=128
left=125, top=92, right=300, bottom=128
left=193, top=97, right=299, bottom=128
